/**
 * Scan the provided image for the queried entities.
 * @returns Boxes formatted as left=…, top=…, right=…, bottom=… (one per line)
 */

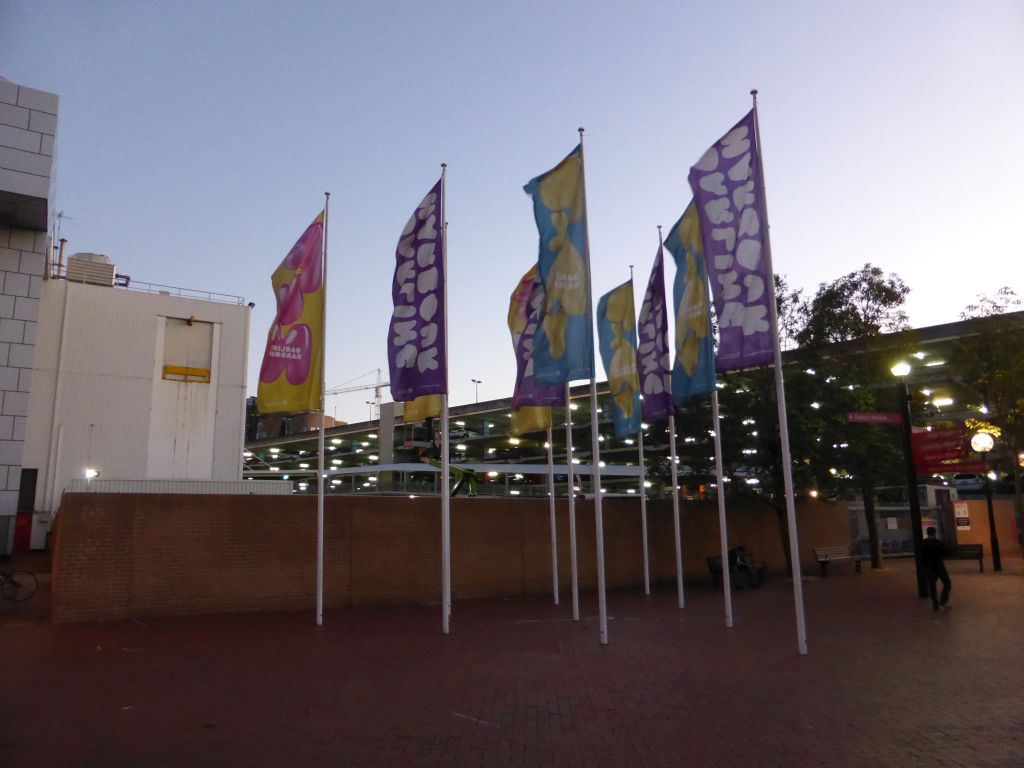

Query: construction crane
left=325, top=368, right=389, bottom=420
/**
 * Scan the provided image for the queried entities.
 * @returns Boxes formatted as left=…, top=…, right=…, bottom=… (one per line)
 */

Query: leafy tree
left=796, top=264, right=910, bottom=348
left=953, top=287, right=1024, bottom=544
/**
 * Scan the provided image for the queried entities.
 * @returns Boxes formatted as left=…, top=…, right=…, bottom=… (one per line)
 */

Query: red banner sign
left=919, top=460, right=990, bottom=475
left=846, top=411, right=902, bottom=425
left=912, top=427, right=966, bottom=464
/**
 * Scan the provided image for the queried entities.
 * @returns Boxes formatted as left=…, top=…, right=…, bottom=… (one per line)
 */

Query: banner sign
left=257, top=213, right=324, bottom=414
left=636, top=245, right=673, bottom=424
left=846, top=411, right=902, bottom=425
left=688, top=110, right=773, bottom=371
left=387, top=178, right=446, bottom=402
left=912, top=427, right=966, bottom=465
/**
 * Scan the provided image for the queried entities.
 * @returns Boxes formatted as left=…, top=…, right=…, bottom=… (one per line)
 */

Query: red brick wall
left=51, top=493, right=849, bottom=622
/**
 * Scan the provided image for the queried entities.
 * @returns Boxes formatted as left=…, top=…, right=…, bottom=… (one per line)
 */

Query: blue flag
left=523, top=144, right=594, bottom=385
left=597, top=280, right=642, bottom=438
left=664, top=201, right=716, bottom=403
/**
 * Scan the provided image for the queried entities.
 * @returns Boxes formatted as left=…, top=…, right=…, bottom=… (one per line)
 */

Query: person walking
left=921, top=526, right=951, bottom=611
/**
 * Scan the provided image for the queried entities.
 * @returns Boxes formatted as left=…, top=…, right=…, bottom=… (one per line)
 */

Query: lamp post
left=970, top=431, right=1002, bottom=572
left=891, top=363, right=928, bottom=598
left=471, top=378, right=482, bottom=403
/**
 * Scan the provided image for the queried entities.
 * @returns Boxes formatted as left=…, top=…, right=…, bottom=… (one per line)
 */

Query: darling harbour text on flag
left=257, top=213, right=325, bottom=414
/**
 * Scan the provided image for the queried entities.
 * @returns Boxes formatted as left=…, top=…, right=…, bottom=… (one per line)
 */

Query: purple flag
left=387, top=178, right=446, bottom=402
left=636, top=245, right=672, bottom=423
left=688, top=110, right=773, bottom=371
left=508, top=265, right=562, bottom=409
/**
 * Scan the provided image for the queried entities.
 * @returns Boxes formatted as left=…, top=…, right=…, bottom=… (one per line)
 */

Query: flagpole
left=752, top=89, right=808, bottom=655
left=659, top=222, right=685, bottom=610
left=316, top=191, right=330, bottom=626
left=546, top=426, right=559, bottom=605
left=440, top=164, right=452, bottom=636
left=630, top=264, right=650, bottom=596
left=578, top=127, right=608, bottom=645
left=565, top=384, right=579, bottom=620
left=638, top=428, right=650, bottom=595
left=711, top=388, right=734, bottom=627
left=668, top=412, right=684, bottom=608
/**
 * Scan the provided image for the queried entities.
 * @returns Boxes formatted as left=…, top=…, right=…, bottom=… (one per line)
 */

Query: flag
left=511, top=406, right=552, bottom=437
left=637, top=244, right=672, bottom=423
left=387, top=178, right=446, bottom=401
left=664, top=201, right=716, bottom=403
left=688, top=109, right=772, bottom=371
left=523, top=144, right=594, bottom=385
left=508, top=265, right=563, bottom=409
left=597, top=280, right=641, bottom=438
left=257, top=212, right=325, bottom=414
left=403, top=394, right=442, bottom=422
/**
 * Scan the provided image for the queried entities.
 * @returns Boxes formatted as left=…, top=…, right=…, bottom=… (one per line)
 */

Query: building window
left=162, top=317, right=213, bottom=383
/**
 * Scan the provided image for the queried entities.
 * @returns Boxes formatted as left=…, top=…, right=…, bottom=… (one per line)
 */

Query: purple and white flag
left=387, top=178, right=446, bottom=402
left=688, top=109, right=773, bottom=371
left=636, top=245, right=672, bottom=423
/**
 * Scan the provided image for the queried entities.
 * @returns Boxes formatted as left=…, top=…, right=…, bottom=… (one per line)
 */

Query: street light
left=970, top=430, right=1002, bottom=572
left=471, top=378, right=482, bottom=403
left=891, top=362, right=928, bottom=598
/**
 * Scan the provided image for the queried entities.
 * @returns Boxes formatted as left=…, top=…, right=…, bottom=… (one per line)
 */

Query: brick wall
left=51, top=493, right=850, bottom=623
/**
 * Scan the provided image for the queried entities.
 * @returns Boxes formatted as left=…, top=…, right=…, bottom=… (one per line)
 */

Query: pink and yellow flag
left=256, top=213, right=325, bottom=414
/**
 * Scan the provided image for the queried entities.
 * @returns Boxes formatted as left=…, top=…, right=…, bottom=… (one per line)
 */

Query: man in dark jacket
left=921, top=527, right=951, bottom=611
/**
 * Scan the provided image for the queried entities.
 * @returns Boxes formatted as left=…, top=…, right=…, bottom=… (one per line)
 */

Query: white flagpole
left=440, top=164, right=452, bottom=636
left=546, top=426, right=559, bottom=605
left=630, top=264, right=649, bottom=596
left=316, top=191, right=330, bottom=626
left=565, top=384, right=579, bottom=620
left=752, top=89, right=807, bottom=655
left=638, top=428, right=650, bottom=595
left=668, top=412, right=684, bottom=608
left=659, top=221, right=684, bottom=610
left=711, top=388, right=734, bottom=627
left=578, top=127, right=608, bottom=645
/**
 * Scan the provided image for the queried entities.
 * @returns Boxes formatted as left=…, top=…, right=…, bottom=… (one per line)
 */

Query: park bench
left=813, top=545, right=863, bottom=577
left=707, top=554, right=766, bottom=589
left=947, top=543, right=984, bottom=572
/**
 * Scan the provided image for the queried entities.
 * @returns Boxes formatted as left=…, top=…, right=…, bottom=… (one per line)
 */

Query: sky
left=2, top=0, right=1022, bottom=423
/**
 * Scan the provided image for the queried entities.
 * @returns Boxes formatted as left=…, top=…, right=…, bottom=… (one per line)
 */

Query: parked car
left=952, top=473, right=985, bottom=493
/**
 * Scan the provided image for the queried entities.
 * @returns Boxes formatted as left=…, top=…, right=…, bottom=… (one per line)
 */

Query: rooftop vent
left=66, top=253, right=116, bottom=286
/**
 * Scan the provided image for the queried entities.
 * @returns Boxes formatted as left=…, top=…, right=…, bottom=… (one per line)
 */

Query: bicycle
left=1, top=569, right=38, bottom=604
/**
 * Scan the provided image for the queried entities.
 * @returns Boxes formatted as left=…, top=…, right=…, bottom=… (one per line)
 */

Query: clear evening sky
left=3, top=1, right=1021, bottom=423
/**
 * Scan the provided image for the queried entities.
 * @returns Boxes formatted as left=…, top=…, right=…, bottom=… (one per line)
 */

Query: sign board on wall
left=954, top=501, right=971, bottom=530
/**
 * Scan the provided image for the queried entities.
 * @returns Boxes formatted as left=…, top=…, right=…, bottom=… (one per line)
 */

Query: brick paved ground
left=1, top=556, right=1022, bottom=767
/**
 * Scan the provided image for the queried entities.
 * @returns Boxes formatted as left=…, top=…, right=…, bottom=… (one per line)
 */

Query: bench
left=947, top=543, right=984, bottom=572
left=813, top=545, right=863, bottom=576
left=707, top=554, right=766, bottom=589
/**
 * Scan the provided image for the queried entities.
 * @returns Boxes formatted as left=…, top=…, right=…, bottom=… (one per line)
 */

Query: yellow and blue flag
left=523, top=144, right=594, bottom=385
left=597, top=280, right=641, bottom=438
left=664, top=201, right=716, bottom=404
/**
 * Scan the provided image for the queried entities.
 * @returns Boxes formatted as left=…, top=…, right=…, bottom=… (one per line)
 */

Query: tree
left=954, top=288, right=1024, bottom=544
left=796, top=264, right=910, bottom=348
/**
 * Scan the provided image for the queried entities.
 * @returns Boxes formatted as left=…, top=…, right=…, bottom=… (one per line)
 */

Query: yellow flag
left=256, top=213, right=325, bottom=414
left=511, top=406, right=551, bottom=437
left=403, top=394, right=442, bottom=422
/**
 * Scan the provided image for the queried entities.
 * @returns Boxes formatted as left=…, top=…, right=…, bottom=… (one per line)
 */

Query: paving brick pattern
left=2, top=558, right=1022, bottom=767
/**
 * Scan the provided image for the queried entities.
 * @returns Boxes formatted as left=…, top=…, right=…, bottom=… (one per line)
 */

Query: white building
left=23, top=274, right=252, bottom=523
